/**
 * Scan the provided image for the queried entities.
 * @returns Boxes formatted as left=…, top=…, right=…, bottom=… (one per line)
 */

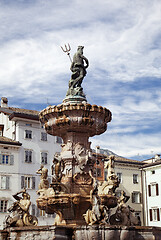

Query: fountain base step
left=1, top=225, right=161, bottom=240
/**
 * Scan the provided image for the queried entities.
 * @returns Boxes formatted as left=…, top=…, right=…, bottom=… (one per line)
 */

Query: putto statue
left=66, top=46, right=89, bottom=97
left=51, top=153, right=63, bottom=183
left=98, top=155, right=119, bottom=196
left=4, top=189, right=38, bottom=228
left=84, top=180, right=110, bottom=225
left=36, top=164, right=49, bottom=190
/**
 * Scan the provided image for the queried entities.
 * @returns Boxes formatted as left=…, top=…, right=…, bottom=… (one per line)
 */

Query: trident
left=61, top=43, right=72, bottom=63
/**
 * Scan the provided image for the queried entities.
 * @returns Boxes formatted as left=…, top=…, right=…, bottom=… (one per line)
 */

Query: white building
left=141, top=155, right=161, bottom=227
left=0, top=97, right=62, bottom=228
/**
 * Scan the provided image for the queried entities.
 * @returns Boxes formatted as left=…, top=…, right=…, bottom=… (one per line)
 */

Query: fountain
left=2, top=46, right=161, bottom=239
left=36, top=46, right=125, bottom=226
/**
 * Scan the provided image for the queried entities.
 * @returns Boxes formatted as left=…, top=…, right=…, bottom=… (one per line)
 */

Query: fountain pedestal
left=37, top=100, right=116, bottom=225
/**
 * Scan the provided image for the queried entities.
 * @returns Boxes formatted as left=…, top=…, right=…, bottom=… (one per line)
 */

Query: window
left=104, top=171, right=108, bottom=181
left=40, top=210, right=46, bottom=217
left=25, top=150, right=32, bottom=163
left=0, top=125, right=4, bottom=136
left=149, top=208, right=160, bottom=221
left=116, top=190, right=122, bottom=198
left=93, top=168, right=102, bottom=178
left=135, top=212, right=141, bottom=218
left=26, top=123, right=32, bottom=127
left=41, top=152, right=47, bottom=164
left=21, top=176, right=35, bottom=189
left=0, top=200, right=8, bottom=212
left=1, top=176, right=10, bottom=189
left=96, top=160, right=100, bottom=165
left=0, top=154, right=14, bottom=165
left=133, top=174, right=138, bottom=184
left=151, top=170, right=155, bottom=174
left=148, top=183, right=159, bottom=197
left=96, top=168, right=101, bottom=177
left=41, top=132, right=47, bottom=141
left=2, top=155, right=8, bottom=164
left=132, top=192, right=141, bottom=203
left=117, top=172, right=122, bottom=183
left=25, top=130, right=32, bottom=139
left=135, top=212, right=141, bottom=225
left=56, top=136, right=63, bottom=144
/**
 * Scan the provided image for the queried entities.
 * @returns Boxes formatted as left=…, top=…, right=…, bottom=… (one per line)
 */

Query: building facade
left=0, top=97, right=62, bottom=228
left=141, top=156, right=161, bottom=227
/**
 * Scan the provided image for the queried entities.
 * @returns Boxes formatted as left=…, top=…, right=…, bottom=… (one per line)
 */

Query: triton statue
left=4, top=189, right=38, bottom=228
left=66, top=46, right=89, bottom=97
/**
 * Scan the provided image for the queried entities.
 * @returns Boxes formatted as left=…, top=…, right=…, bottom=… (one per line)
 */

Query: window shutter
left=10, top=155, right=14, bottom=165
left=148, top=185, right=151, bottom=196
left=32, top=204, right=36, bottom=216
left=6, top=176, right=10, bottom=189
left=32, top=177, right=35, bottom=189
left=139, top=193, right=142, bottom=203
left=48, top=177, right=51, bottom=186
left=21, top=176, right=25, bottom=189
left=25, top=151, right=27, bottom=162
left=156, top=184, right=159, bottom=196
left=132, top=192, right=135, bottom=203
left=29, top=151, right=32, bottom=162
left=0, top=154, right=2, bottom=164
left=157, top=208, right=160, bottom=221
left=36, top=207, right=40, bottom=217
left=8, top=200, right=14, bottom=208
left=149, top=209, right=153, bottom=221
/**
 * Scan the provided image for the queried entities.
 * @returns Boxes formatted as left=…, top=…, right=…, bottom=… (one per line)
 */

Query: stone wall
left=1, top=225, right=161, bottom=240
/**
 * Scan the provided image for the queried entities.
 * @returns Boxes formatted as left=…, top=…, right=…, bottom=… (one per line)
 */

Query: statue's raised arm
left=66, top=46, right=89, bottom=99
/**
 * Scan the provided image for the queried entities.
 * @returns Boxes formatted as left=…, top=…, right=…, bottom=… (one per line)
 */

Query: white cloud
left=0, top=0, right=161, bottom=159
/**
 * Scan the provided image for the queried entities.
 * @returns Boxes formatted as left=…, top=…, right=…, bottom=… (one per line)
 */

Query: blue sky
left=0, top=0, right=161, bottom=160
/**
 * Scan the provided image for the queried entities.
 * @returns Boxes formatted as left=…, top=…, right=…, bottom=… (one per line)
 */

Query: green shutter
left=32, top=177, right=35, bottom=189
left=132, top=192, right=135, bottom=203
left=6, top=176, right=10, bottom=189
left=149, top=209, right=153, bottom=221
left=21, top=176, right=25, bottom=189
left=10, top=155, right=14, bottom=165
left=157, top=208, right=160, bottom=221
left=148, top=185, right=151, bottom=196
left=156, top=184, right=159, bottom=196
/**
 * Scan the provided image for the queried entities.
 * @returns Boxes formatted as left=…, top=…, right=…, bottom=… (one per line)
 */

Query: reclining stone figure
left=4, top=189, right=38, bottom=228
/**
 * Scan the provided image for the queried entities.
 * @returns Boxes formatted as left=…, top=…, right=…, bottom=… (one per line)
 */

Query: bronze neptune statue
left=66, top=46, right=89, bottom=97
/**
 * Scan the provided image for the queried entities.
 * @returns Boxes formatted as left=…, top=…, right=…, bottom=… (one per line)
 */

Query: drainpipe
left=141, top=169, right=148, bottom=226
left=141, top=169, right=145, bottom=225
left=14, top=121, right=17, bottom=140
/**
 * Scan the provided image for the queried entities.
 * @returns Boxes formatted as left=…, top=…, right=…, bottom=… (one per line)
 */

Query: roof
left=92, top=151, right=144, bottom=165
left=0, top=107, right=39, bottom=121
left=0, top=136, right=22, bottom=146
left=8, top=107, right=39, bottom=116
left=114, top=156, right=144, bottom=165
left=141, top=160, right=161, bottom=169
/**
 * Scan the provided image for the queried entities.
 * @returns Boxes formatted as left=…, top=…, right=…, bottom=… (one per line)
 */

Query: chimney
left=154, top=154, right=160, bottom=162
left=96, top=145, right=100, bottom=154
left=1, top=97, right=8, bottom=108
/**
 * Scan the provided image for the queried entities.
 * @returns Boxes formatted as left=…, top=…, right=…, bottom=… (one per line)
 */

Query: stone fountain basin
left=39, top=103, right=112, bottom=137
left=36, top=193, right=117, bottom=220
